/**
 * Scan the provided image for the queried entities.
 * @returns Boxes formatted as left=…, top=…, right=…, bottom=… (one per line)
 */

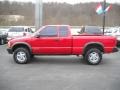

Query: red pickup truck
left=7, top=25, right=118, bottom=65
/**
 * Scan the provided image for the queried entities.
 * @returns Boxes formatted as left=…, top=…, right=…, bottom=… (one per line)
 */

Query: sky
left=0, top=0, right=120, bottom=4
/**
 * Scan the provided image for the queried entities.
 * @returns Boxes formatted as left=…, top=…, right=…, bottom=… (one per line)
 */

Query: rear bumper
left=7, top=48, right=13, bottom=54
left=112, top=47, right=119, bottom=53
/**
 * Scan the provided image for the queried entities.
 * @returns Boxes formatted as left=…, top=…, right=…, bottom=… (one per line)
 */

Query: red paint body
left=8, top=25, right=117, bottom=55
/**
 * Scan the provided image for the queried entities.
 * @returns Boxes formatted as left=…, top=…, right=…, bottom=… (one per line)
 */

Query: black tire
left=84, top=48, right=102, bottom=65
left=13, top=47, right=31, bottom=64
left=31, top=54, right=35, bottom=58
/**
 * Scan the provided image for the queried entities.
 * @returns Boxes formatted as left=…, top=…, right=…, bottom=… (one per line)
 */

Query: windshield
left=33, top=26, right=45, bottom=36
left=9, top=27, right=24, bottom=32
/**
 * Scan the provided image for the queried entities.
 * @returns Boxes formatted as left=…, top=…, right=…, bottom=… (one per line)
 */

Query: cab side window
left=40, top=26, right=57, bottom=37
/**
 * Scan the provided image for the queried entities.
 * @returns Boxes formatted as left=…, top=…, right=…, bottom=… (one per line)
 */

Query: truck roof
left=44, top=25, right=70, bottom=27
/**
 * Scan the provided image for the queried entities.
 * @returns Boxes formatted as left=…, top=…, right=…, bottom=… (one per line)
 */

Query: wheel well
left=83, top=44, right=104, bottom=55
left=12, top=44, right=31, bottom=53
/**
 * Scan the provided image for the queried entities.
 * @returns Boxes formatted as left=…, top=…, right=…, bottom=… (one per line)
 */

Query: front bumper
left=112, top=47, right=119, bottom=53
left=7, top=48, right=13, bottom=54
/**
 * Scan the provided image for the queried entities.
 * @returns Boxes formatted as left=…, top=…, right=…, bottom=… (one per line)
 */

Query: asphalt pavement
left=0, top=45, right=120, bottom=90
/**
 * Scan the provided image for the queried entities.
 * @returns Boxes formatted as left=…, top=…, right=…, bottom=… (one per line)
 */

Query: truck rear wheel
left=84, top=48, right=102, bottom=65
left=13, top=47, right=31, bottom=64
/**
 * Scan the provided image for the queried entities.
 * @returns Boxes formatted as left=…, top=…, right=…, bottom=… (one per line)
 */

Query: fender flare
left=11, top=42, right=32, bottom=53
left=83, top=42, right=104, bottom=54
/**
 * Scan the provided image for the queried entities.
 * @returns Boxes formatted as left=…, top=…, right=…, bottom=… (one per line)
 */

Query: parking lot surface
left=0, top=45, right=120, bottom=90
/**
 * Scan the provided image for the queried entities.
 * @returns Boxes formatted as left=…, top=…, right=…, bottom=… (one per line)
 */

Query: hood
left=10, top=35, right=33, bottom=42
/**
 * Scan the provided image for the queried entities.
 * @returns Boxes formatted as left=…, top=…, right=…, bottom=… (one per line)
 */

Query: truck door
left=33, top=26, right=60, bottom=54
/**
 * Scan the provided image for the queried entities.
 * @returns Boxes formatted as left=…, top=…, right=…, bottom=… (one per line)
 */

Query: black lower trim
left=112, top=47, right=119, bottom=53
left=7, top=48, right=13, bottom=54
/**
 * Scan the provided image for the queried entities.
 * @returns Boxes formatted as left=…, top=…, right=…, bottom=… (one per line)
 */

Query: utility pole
left=103, top=0, right=106, bottom=34
left=35, top=0, right=43, bottom=30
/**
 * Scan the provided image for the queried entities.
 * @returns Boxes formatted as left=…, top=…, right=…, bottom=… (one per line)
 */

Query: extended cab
left=7, top=25, right=118, bottom=65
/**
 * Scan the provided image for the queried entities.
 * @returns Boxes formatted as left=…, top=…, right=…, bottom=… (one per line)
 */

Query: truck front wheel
left=84, top=48, right=102, bottom=65
left=13, top=47, right=31, bottom=64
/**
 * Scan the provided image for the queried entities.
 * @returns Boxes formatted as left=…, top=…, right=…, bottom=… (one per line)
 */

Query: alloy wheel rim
left=16, top=51, right=26, bottom=62
left=88, top=52, right=100, bottom=63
